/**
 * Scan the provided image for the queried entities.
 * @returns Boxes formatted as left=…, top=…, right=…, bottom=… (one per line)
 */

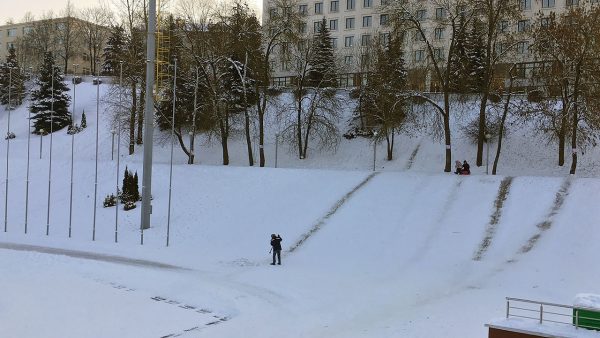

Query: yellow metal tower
left=155, top=0, right=170, bottom=100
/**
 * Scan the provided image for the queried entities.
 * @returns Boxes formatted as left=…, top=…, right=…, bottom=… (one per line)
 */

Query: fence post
left=506, top=299, right=510, bottom=319
left=540, top=304, right=543, bottom=324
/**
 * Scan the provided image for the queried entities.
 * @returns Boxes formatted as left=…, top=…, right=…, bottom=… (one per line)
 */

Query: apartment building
left=263, top=0, right=578, bottom=88
left=0, top=17, right=105, bottom=75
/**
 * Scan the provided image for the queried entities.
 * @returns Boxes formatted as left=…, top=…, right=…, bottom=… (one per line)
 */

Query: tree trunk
left=569, top=75, right=580, bottom=175
left=386, top=129, right=394, bottom=161
left=258, top=96, right=265, bottom=167
left=492, top=72, right=514, bottom=175
left=136, top=81, right=145, bottom=145
left=476, top=91, right=489, bottom=167
left=558, top=94, right=568, bottom=166
left=174, top=128, right=191, bottom=157
left=443, top=92, right=452, bottom=172
left=218, top=104, right=230, bottom=165
left=302, top=110, right=314, bottom=159
left=296, top=95, right=303, bottom=159
left=244, top=107, right=254, bottom=166
left=129, top=82, right=137, bottom=155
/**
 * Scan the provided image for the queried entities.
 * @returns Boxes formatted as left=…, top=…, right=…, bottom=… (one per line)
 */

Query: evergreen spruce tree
left=102, top=25, right=126, bottom=76
left=0, top=46, right=26, bottom=106
left=29, top=52, right=72, bottom=134
left=308, top=18, right=338, bottom=88
left=466, top=18, right=486, bottom=92
left=449, top=13, right=470, bottom=93
left=132, top=171, right=139, bottom=201
left=81, top=110, right=87, bottom=128
left=122, top=166, right=131, bottom=202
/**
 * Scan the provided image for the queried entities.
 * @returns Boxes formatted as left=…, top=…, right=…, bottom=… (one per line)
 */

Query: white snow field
left=1, top=82, right=599, bottom=337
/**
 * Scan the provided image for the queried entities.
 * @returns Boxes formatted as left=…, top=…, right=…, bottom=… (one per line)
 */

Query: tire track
left=405, top=142, right=421, bottom=170
left=473, top=176, right=514, bottom=261
left=519, top=177, right=572, bottom=254
left=287, top=172, right=379, bottom=253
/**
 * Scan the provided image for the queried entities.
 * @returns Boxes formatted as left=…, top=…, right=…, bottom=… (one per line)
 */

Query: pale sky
left=0, top=0, right=263, bottom=26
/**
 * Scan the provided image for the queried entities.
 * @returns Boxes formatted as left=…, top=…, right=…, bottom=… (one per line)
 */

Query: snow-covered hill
left=0, top=82, right=599, bottom=338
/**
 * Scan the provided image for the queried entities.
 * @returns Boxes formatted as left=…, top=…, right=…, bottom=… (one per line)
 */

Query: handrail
left=505, top=296, right=600, bottom=331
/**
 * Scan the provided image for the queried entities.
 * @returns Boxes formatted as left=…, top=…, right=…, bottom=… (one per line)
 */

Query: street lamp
left=166, top=59, right=177, bottom=247
left=111, top=129, right=116, bottom=161
left=372, top=131, right=378, bottom=171
left=68, top=63, right=79, bottom=238
left=92, top=61, right=101, bottom=241
left=39, top=129, right=44, bottom=159
left=4, top=66, right=14, bottom=232
left=485, top=133, right=491, bottom=175
left=275, top=132, right=280, bottom=168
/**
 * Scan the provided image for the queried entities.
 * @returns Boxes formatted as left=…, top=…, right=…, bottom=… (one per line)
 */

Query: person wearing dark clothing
left=462, top=160, right=471, bottom=175
left=270, top=234, right=282, bottom=265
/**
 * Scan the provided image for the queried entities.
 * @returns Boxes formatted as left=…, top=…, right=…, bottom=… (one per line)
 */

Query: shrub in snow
left=461, top=116, right=508, bottom=144
left=81, top=111, right=87, bottom=128
left=5, top=132, right=15, bottom=140
left=527, top=89, right=544, bottom=103
left=120, top=167, right=140, bottom=203
left=103, top=194, right=117, bottom=208
left=67, top=124, right=83, bottom=135
left=123, top=201, right=136, bottom=211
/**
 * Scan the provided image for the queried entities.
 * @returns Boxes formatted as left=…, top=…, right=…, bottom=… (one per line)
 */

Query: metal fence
left=506, top=297, right=600, bottom=331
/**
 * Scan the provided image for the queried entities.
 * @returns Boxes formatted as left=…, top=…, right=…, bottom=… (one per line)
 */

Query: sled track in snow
left=519, top=177, right=572, bottom=254
left=0, top=242, right=189, bottom=271
left=473, top=176, right=514, bottom=261
left=405, top=143, right=421, bottom=170
left=287, top=172, right=380, bottom=253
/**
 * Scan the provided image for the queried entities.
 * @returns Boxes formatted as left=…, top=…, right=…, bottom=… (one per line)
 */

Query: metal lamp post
left=4, top=67, right=14, bottom=232
left=372, top=131, right=378, bottom=172
left=166, top=59, right=177, bottom=247
left=68, top=63, right=79, bottom=238
left=486, top=133, right=491, bottom=175
left=275, top=132, right=280, bottom=168
left=115, top=61, right=124, bottom=243
left=46, top=66, right=55, bottom=236
left=111, top=129, right=116, bottom=161
left=92, top=62, right=100, bottom=241
left=25, top=66, right=32, bottom=234
left=39, top=129, right=44, bottom=159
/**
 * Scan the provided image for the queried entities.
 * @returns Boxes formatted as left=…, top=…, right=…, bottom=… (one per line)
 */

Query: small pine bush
left=103, top=194, right=117, bottom=207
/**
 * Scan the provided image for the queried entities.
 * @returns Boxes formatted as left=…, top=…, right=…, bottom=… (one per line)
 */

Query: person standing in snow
left=270, top=234, right=282, bottom=265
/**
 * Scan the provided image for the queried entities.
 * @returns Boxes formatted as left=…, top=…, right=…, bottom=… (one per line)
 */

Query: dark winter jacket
left=271, top=236, right=282, bottom=251
left=462, top=162, right=470, bottom=174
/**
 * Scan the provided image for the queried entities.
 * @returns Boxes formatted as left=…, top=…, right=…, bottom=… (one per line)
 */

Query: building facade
left=263, top=0, right=580, bottom=88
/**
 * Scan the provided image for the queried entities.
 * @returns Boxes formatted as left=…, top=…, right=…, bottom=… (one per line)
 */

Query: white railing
left=506, top=297, right=600, bottom=331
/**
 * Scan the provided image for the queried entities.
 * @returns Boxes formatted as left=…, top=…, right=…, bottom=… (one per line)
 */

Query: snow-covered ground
left=0, top=82, right=599, bottom=337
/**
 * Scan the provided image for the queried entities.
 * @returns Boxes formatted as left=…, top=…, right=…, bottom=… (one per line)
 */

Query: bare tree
left=56, top=1, right=81, bottom=74
left=79, top=6, right=113, bottom=75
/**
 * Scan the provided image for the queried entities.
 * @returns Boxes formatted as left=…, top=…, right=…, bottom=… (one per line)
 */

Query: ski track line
left=473, top=176, right=514, bottom=261
left=88, top=278, right=229, bottom=338
left=518, top=177, right=572, bottom=255
left=287, top=172, right=380, bottom=253
left=0, top=242, right=189, bottom=271
left=404, top=142, right=421, bottom=170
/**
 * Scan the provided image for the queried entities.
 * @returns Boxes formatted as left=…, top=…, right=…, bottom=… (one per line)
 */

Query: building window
left=542, top=0, right=555, bottom=8
left=434, top=27, right=444, bottom=40
left=7, top=28, right=17, bottom=37
left=540, top=17, right=550, bottom=28
left=435, top=8, right=445, bottom=19
left=414, top=49, right=425, bottom=62
left=347, top=0, right=355, bottom=10
left=380, top=14, right=389, bottom=26
left=414, top=29, right=425, bottom=41
left=433, top=48, right=444, bottom=60
left=416, top=10, right=426, bottom=21
left=330, top=19, right=338, bottom=30
left=299, top=22, right=307, bottom=33
left=381, top=0, right=390, bottom=5
left=517, top=41, right=529, bottom=54
left=331, top=0, right=339, bottom=12
left=517, top=20, right=530, bottom=32
left=346, top=17, right=355, bottom=29
left=364, top=0, right=372, bottom=7
left=361, top=34, right=371, bottom=46
left=299, top=4, right=308, bottom=14
left=23, top=26, right=33, bottom=35
left=379, top=32, right=390, bottom=47
left=566, top=0, right=579, bottom=6
left=314, top=21, right=322, bottom=32
left=495, top=42, right=505, bottom=55
left=498, top=20, right=509, bottom=33
left=315, top=2, right=323, bottom=14
left=345, top=36, right=354, bottom=47
left=331, top=38, right=338, bottom=48
left=269, top=8, right=278, bottom=18
left=363, top=16, right=372, bottom=27
left=344, top=55, right=353, bottom=65
left=520, top=0, right=531, bottom=10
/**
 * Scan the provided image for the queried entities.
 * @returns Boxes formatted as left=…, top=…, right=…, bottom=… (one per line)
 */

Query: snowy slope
left=0, top=82, right=599, bottom=338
